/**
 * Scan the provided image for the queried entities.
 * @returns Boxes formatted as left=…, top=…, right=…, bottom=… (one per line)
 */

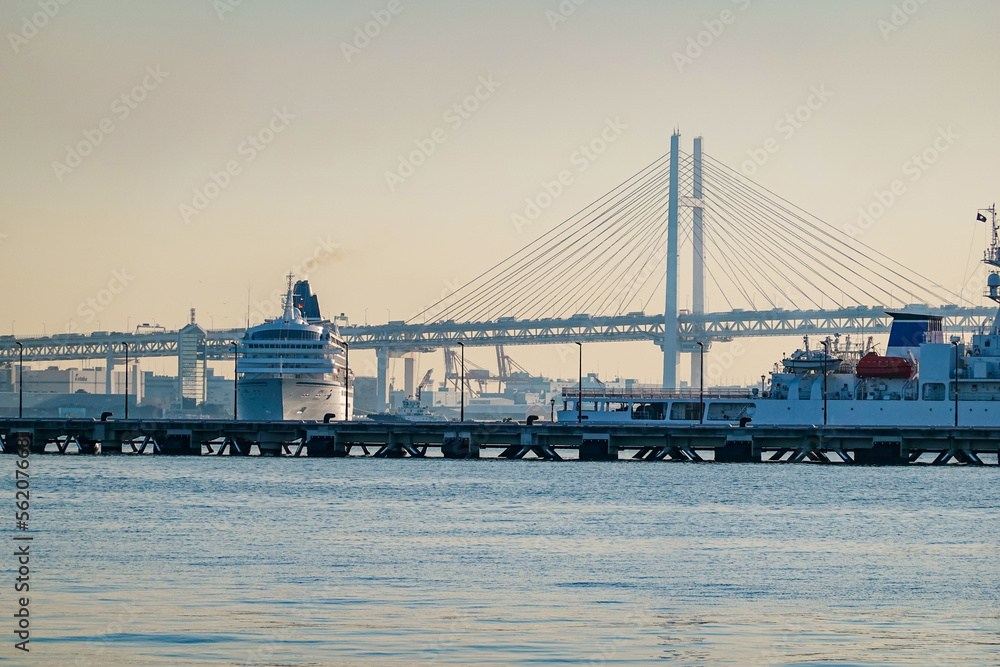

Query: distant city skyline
left=2, top=0, right=999, bottom=384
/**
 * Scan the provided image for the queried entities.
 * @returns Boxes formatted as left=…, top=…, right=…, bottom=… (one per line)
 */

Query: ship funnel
left=293, top=281, right=323, bottom=323
left=884, top=311, right=943, bottom=360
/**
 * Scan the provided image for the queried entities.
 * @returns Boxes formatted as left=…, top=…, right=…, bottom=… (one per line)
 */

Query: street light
left=550, top=398, right=555, bottom=423
left=576, top=342, right=583, bottom=424
left=343, top=340, right=350, bottom=422
left=15, top=341, right=22, bottom=418
left=123, top=342, right=129, bottom=419
left=232, top=342, right=239, bottom=421
left=821, top=339, right=829, bottom=426
left=952, top=340, right=960, bottom=427
left=697, top=342, right=704, bottom=424
left=457, top=341, right=465, bottom=422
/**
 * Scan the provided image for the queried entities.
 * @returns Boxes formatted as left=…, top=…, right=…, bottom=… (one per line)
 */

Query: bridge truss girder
left=0, top=307, right=993, bottom=362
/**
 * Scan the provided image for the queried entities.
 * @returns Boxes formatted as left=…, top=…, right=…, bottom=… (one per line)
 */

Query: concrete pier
left=1, top=419, right=998, bottom=466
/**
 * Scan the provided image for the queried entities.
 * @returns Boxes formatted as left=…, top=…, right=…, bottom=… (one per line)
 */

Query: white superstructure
left=560, top=205, right=1000, bottom=428
left=236, top=276, right=353, bottom=421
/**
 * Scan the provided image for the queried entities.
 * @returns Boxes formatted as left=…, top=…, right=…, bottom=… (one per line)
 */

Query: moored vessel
left=560, top=205, right=1000, bottom=428
left=236, top=276, right=353, bottom=421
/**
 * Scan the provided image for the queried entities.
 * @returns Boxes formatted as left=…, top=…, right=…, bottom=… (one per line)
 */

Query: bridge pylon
left=662, top=132, right=680, bottom=387
left=663, top=132, right=709, bottom=389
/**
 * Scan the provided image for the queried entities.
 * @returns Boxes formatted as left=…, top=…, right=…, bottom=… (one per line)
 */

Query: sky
left=2, top=0, right=999, bottom=386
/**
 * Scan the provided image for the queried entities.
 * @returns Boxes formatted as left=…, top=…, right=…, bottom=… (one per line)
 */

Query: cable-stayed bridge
left=0, top=133, right=992, bottom=410
left=400, top=132, right=989, bottom=406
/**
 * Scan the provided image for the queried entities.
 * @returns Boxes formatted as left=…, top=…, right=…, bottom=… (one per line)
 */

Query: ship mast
left=282, top=272, right=297, bottom=322
left=980, top=205, right=1000, bottom=333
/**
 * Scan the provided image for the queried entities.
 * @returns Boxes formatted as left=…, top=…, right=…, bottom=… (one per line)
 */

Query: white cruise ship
left=236, top=277, right=353, bottom=421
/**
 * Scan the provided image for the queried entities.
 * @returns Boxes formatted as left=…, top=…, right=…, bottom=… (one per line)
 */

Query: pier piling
left=715, top=439, right=758, bottom=463
left=579, top=436, right=618, bottom=462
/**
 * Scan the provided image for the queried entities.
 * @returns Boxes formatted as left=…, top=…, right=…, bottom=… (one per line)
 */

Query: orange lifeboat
left=855, top=352, right=913, bottom=379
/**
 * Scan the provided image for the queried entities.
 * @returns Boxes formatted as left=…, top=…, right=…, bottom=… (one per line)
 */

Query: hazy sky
left=2, top=0, right=999, bottom=385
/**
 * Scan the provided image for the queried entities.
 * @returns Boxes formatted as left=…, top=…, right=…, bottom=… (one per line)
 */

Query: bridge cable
left=703, top=154, right=963, bottom=305
left=409, top=151, right=674, bottom=323
left=701, top=161, right=915, bottom=306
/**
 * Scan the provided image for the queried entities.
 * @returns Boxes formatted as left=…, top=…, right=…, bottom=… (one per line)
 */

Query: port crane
left=415, top=369, right=433, bottom=402
left=443, top=344, right=531, bottom=396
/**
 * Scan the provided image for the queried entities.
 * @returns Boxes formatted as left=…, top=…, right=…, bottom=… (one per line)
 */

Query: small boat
left=782, top=349, right=842, bottom=373
left=369, top=398, right=440, bottom=422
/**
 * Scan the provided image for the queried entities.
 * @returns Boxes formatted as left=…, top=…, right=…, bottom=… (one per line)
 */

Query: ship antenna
left=978, top=204, right=1000, bottom=335
left=992, top=203, right=997, bottom=250
left=981, top=204, right=1000, bottom=296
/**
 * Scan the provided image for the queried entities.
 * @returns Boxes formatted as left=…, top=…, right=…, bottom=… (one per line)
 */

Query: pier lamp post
left=123, top=342, right=129, bottom=419
left=697, top=342, right=704, bottom=424
left=457, top=341, right=465, bottom=422
left=232, top=343, right=239, bottom=421
left=576, top=342, right=583, bottom=424
left=952, top=340, right=960, bottom=427
left=344, top=340, right=350, bottom=422
left=550, top=398, right=555, bottom=423
left=821, top=339, right=829, bottom=426
left=15, top=341, right=22, bottom=418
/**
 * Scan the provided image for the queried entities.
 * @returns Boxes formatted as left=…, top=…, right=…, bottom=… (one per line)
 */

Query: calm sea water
left=3, top=455, right=999, bottom=665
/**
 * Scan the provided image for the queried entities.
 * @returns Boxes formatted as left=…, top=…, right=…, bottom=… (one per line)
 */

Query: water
left=5, top=456, right=1000, bottom=665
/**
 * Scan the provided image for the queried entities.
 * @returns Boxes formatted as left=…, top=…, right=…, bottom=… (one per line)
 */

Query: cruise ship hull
left=238, top=377, right=353, bottom=421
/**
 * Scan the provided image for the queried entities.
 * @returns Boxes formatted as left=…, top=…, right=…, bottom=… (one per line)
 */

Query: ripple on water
left=17, top=457, right=1000, bottom=665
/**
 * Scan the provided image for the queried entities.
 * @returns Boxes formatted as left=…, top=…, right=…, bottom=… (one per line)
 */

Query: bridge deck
left=0, top=306, right=994, bottom=361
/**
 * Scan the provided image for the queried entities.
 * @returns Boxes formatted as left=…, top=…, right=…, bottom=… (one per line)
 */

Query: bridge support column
left=404, top=356, right=415, bottom=397
left=105, top=352, right=115, bottom=395
left=689, top=136, right=705, bottom=389
left=662, top=131, right=681, bottom=388
left=376, top=347, right=390, bottom=413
